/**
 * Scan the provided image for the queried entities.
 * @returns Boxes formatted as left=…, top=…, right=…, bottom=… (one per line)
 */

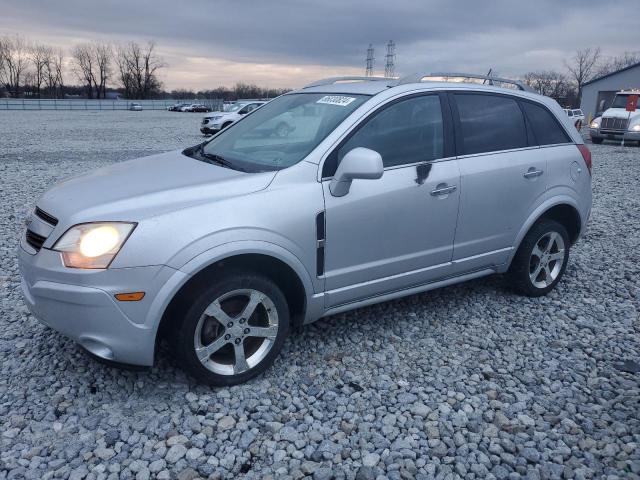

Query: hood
left=37, top=150, right=276, bottom=224
left=602, top=108, right=639, bottom=119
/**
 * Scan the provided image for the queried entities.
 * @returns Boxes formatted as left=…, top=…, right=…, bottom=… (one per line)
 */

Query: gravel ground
left=1, top=110, right=639, bottom=480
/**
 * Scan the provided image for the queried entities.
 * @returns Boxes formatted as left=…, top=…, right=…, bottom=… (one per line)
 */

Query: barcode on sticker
left=316, top=95, right=356, bottom=106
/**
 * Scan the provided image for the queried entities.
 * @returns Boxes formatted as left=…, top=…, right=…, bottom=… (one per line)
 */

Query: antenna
left=365, top=44, right=375, bottom=77
left=384, top=40, right=396, bottom=78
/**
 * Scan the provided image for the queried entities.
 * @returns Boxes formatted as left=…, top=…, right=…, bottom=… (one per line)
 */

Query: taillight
left=577, top=144, right=592, bottom=175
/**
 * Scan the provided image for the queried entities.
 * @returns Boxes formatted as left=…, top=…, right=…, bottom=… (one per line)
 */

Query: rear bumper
left=18, top=242, right=179, bottom=366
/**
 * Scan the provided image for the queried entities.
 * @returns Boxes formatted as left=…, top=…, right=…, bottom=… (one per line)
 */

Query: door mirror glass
left=329, top=147, right=383, bottom=197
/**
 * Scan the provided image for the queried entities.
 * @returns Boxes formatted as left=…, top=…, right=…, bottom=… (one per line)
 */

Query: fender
left=504, top=194, right=582, bottom=270
left=143, top=240, right=324, bottom=339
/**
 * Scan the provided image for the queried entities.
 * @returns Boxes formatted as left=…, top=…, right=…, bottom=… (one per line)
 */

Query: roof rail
left=398, top=72, right=534, bottom=92
left=304, top=76, right=395, bottom=88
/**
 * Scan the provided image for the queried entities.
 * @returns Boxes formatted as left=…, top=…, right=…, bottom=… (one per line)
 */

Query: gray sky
left=1, top=0, right=637, bottom=90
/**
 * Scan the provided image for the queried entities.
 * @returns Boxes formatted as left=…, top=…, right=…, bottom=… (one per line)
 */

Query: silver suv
left=19, top=73, right=592, bottom=385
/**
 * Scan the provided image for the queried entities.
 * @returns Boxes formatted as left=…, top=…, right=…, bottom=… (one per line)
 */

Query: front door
left=321, top=94, right=460, bottom=308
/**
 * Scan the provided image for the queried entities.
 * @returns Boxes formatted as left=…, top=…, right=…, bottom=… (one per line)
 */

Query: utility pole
left=384, top=41, right=396, bottom=78
left=365, top=44, right=375, bottom=77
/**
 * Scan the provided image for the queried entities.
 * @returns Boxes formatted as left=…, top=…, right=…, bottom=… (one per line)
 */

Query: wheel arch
left=154, top=248, right=315, bottom=355
left=507, top=200, right=582, bottom=267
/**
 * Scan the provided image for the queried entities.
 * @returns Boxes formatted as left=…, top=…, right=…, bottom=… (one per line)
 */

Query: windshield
left=199, top=93, right=369, bottom=172
left=612, top=94, right=639, bottom=109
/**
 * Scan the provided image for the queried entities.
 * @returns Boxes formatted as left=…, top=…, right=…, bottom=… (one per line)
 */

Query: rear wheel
left=175, top=271, right=289, bottom=386
left=508, top=219, right=570, bottom=297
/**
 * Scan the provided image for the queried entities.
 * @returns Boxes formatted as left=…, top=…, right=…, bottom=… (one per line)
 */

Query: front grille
left=601, top=117, right=629, bottom=132
left=35, top=207, right=58, bottom=226
left=25, top=230, right=47, bottom=251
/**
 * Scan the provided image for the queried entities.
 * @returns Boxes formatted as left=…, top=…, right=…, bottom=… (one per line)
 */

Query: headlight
left=53, top=222, right=136, bottom=269
left=590, top=119, right=600, bottom=129
left=630, top=124, right=640, bottom=132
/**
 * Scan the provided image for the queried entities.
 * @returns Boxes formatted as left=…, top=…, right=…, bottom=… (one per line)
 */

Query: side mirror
left=329, top=147, right=383, bottom=197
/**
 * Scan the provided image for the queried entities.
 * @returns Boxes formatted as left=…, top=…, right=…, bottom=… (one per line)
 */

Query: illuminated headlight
left=590, top=119, right=600, bottom=129
left=630, top=124, right=640, bottom=132
left=53, top=222, right=136, bottom=269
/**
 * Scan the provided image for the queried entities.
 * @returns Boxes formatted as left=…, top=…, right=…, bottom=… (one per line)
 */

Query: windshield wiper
left=196, top=144, right=247, bottom=172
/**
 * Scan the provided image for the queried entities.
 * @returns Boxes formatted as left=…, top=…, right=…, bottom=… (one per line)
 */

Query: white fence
left=0, top=98, right=225, bottom=111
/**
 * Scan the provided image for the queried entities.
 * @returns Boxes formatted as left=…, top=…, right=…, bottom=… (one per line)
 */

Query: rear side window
left=454, top=94, right=527, bottom=155
left=337, top=95, right=444, bottom=169
left=521, top=101, right=571, bottom=146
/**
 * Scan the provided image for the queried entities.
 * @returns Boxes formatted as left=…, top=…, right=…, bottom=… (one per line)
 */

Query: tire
left=174, top=271, right=290, bottom=386
left=591, top=137, right=603, bottom=144
left=508, top=219, right=570, bottom=297
left=222, top=122, right=233, bottom=130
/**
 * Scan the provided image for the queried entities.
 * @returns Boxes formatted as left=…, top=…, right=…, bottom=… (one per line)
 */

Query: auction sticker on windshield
left=317, top=95, right=357, bottom=107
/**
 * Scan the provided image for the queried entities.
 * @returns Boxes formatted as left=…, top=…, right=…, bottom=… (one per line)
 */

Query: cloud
left=1, top=0, right=637, bottom=89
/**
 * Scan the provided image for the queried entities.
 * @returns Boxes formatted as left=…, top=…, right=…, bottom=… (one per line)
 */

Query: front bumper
left=18, top=241, right=179, bottom=366
left=590, top=128, right=640, bottom=142
left=200, top=124, right=221, bottom=135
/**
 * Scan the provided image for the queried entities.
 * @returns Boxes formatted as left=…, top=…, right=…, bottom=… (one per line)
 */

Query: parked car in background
left=200, top=101, right=266, bottom=134
left=181, top=104, right=211, bottom=113
left=129, top=103, right=143, bottom=111
left=563, top=108, right=584, bottom=129
left=19, top=73, right=592, bottom=386
left=590, top=90, right=640, bottom=145
left=167, top=103, right=190, bottom=111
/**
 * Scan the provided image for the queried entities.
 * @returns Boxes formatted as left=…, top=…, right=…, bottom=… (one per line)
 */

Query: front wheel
left=175, top=271, right=290, bottom=386
left=508, top=219, right=570, bottom=297
left=591, top=137, right=603, bottom=144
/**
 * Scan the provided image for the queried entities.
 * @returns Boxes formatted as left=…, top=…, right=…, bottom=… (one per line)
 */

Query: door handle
left=523, top=168, right=544, bottom=179
left=430, top=184, right=457, bottom=196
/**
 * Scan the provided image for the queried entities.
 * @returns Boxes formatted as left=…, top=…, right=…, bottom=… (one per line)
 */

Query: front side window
left=454, top=93, right=527, bottom=155
left=521, top=101, right=571, bottom=146
left=333, top=95, right=444, bottom=171
left=198, top=93, right=369, bottom=172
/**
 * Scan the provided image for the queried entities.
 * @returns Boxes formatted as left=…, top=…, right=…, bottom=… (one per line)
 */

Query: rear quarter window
left=453, top=93, right=528, bottom=155
left=521, top=101, right=571, bottom=146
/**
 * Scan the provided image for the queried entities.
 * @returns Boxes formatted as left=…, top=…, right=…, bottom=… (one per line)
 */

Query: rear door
left=449, top=92, right=547, bottom=273
left=321, top=93, right=460, bottom=307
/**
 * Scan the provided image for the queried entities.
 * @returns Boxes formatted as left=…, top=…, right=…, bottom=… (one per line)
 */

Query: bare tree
left=44, top=47, right=65, bottom=98
left=116, top=41, right=165, bottom=99
left=522, top=70, right=574, bottom=104
left=71, top=43, right=96, bottom=98
left=91, top=42, right=112, bottom=99
left=115, top=44, right=135, bottom=98
left=0, top=35, right=30, bottom=97
left=565, top=47, right=601, bottom=106
left=597, top=51, right=640, bottom=77
left=29, top=42, right=49, bottom=97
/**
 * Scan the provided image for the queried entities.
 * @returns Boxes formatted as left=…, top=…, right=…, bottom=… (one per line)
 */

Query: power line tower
left=384, top=40, right=396, bottom=78
left=365, top=44, right=375, bottom=77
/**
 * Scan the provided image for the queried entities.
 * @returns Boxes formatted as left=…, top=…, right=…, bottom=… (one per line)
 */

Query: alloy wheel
left=193, top=289, right=279, bottom=375
left=529, top=231, right=565, bottom=289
